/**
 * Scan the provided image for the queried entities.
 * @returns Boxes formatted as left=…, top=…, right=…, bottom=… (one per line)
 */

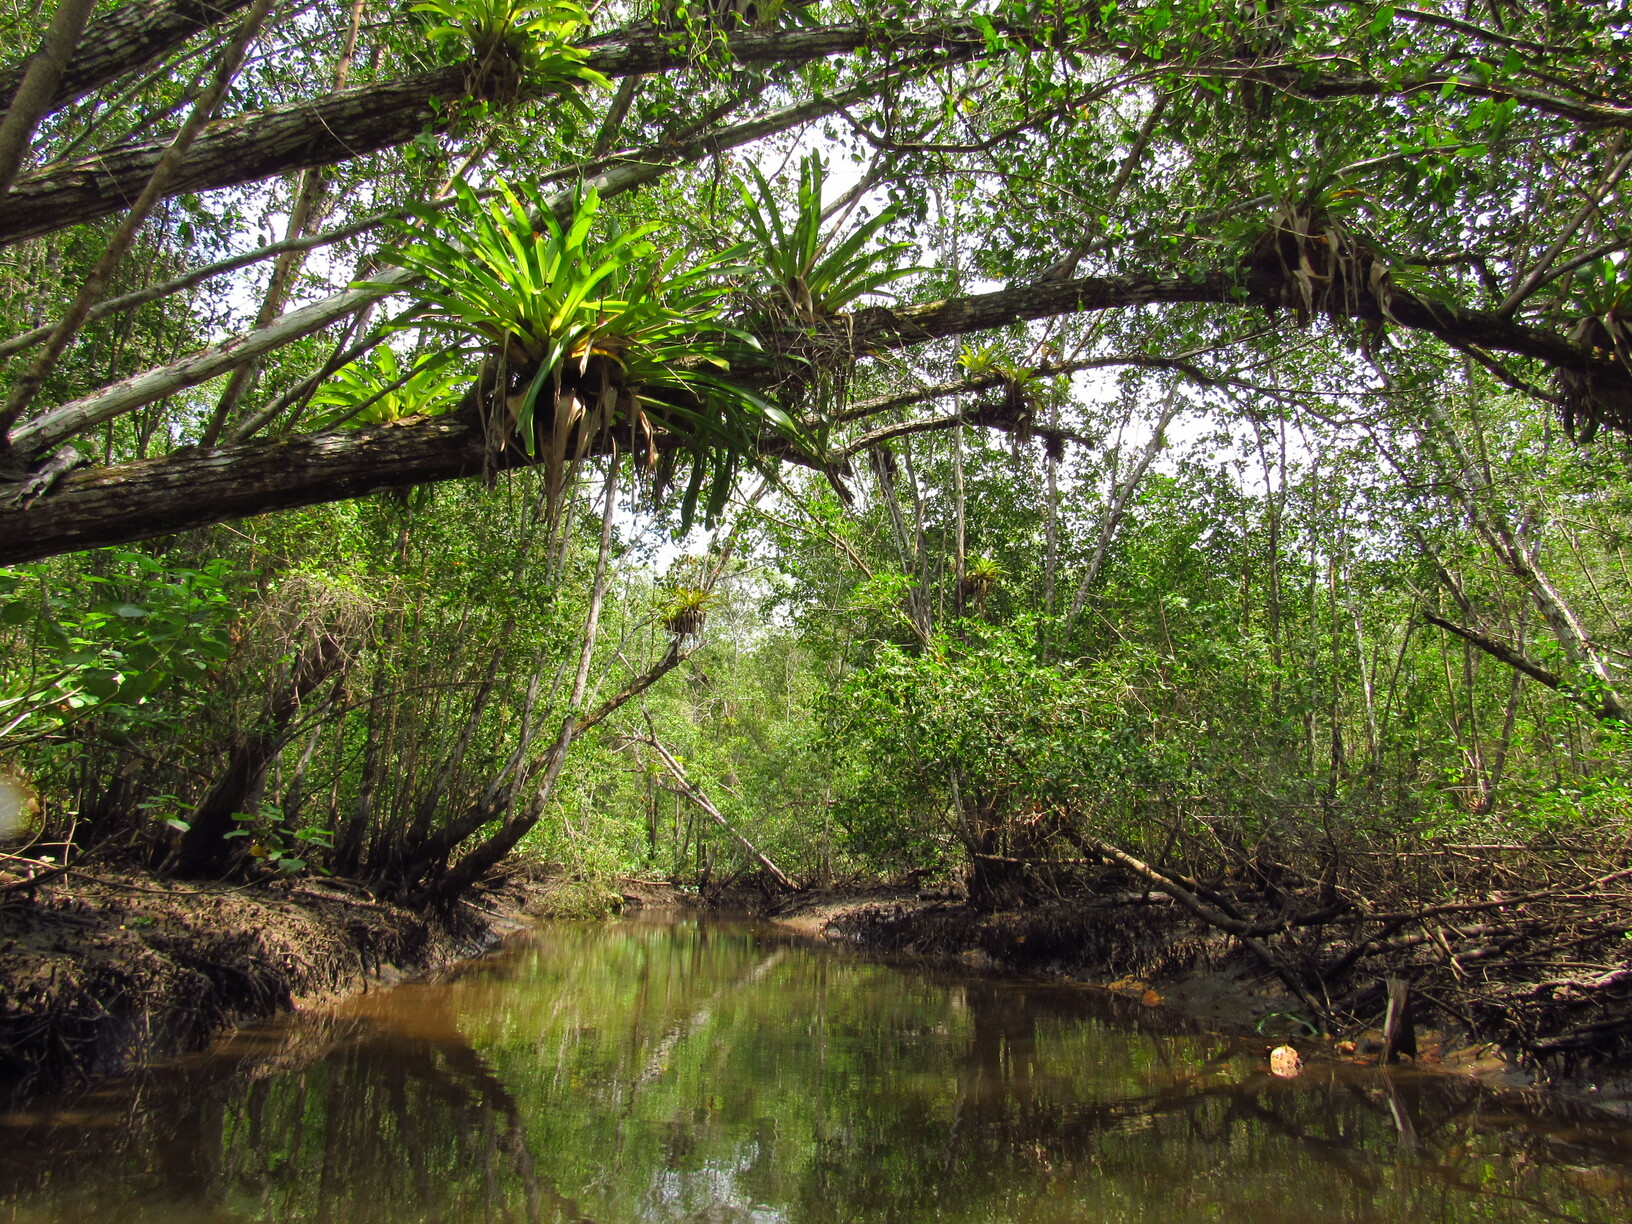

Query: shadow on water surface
left=1, top=917, right=1630, bottom=1224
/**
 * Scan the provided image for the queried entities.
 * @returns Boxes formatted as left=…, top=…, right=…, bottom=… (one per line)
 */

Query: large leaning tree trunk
left=0, top=0, right=257, bottom=128
left=0, top=24, right=992, bottom=247
left=4, top=265, right=1631, bottom=565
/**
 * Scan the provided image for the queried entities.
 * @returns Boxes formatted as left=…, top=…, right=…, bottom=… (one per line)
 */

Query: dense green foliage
left=2, top=1, right=1631, bottom=919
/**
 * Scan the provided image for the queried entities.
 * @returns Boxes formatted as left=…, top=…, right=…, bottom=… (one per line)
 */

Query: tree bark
left=0, top=0, right=100, bottom=204
left=0, top=0, right=277, bottom=440
left=0, top=0, right=252, bottom=127
left=5, top=73, right=909, bottom=462
left=0, top=65, right=469, bottom=248
left=0, top=24, right=991, bottom=247
left=6, top=270, right=1632, bottom=562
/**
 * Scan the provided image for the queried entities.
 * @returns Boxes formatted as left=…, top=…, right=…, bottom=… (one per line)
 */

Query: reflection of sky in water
left=648, top=1145, right=789, bottom=1224
left=2, top=918, right=1631, bottom=1224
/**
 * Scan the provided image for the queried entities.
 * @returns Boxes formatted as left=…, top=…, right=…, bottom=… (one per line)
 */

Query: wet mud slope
left=0, top=869, right=529, bottom=1101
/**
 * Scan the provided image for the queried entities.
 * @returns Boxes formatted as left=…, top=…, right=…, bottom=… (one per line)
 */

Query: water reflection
left=2, top=918, right=1629, bottom=1223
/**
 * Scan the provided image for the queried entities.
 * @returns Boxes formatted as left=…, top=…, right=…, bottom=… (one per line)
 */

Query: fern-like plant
left=956, top=343, right=1005, bottom=379
left=960, top=555, right=1005, bottom=617
left=657, top=587, right=718, bottom=639
left=963, top=556, right=1005, bottom=595
left=390, top=178, right=801, bottom=526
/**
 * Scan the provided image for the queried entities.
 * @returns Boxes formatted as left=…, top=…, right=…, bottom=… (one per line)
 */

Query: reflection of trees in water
left=0, top=1011, right=594, bottom=1224
left=1, top=927, right=1629, bottom=1224
left=790, top=980, right=1632, bottom=1224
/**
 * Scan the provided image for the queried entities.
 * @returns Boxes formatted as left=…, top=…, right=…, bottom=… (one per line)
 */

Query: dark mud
left=771, top=887, right=1632, bottom=1110
left=0, top=867, right=536, bottom=1101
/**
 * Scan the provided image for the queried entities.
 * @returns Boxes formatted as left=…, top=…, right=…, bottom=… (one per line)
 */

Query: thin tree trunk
left=898, top=437, right=933, bottom=631
left=279, top=675, right=342, bottom=825
left=1248, top=411, right=1287, bottom=713
left=1478, top=664, right=1526, bottom=815
left=1064, top=390, right=1179, bottom=632
left=332, top=662, right=385, bottom=877
left=428, top=461, right=620, bottom=901
left=1423, top=394, right=1627, bottom=720
left=200, top=0, right=368, bottom=444
left=641, top=721, right=796, bottom=891
left=1343, top=543, right=1381, bottom=768
left=0, top=0, right=99, bottom=203
left=870, top=444, right=932, bottom=639
left=0, top=0, right=276, bottom=442
left=403, top=630, right=506, bottom=851
left=1043, top=399, right=1059, bottom=615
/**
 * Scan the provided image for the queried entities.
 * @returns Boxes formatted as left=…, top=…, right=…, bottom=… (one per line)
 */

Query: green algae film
left=1, top=918, right=1629, bottom=1223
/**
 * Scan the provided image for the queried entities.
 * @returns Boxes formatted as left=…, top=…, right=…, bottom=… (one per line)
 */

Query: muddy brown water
left=2, top=916, right=1630, bottom=1223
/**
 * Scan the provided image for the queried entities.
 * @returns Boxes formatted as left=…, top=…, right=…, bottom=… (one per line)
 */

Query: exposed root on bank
left=800, top=833, right=1632, bottom=1081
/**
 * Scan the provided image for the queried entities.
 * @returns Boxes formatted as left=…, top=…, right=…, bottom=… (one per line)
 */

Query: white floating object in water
left=1269, top=1045, right=1303, bottom=1078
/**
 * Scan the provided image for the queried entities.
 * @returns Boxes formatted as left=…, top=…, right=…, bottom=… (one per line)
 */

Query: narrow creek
left=2, top=916, right=1629, bottom=1223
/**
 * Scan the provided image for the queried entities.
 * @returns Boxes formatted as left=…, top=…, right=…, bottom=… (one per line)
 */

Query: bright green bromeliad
left=390, top=179, right=801, bottom=526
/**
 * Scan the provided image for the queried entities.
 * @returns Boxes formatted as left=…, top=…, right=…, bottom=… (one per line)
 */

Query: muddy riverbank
left=0, top=866, right=558, bottom=1101
left=6, top=867, right=1628, bottom=1113
left=765, top=886, right=1632, bottom=1110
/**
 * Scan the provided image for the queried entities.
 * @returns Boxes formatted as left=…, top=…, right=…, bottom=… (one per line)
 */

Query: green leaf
left=80, top=670, right=122, bottom=700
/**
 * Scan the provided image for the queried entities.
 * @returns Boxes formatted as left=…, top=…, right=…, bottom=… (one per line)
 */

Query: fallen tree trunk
left=639, top=720, right=797, bottom=892
left=8, top=267, right=1630, bottom=563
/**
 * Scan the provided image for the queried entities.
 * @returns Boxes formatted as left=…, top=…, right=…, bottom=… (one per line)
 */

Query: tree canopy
left=0, top=0, right=1628, bottom=558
